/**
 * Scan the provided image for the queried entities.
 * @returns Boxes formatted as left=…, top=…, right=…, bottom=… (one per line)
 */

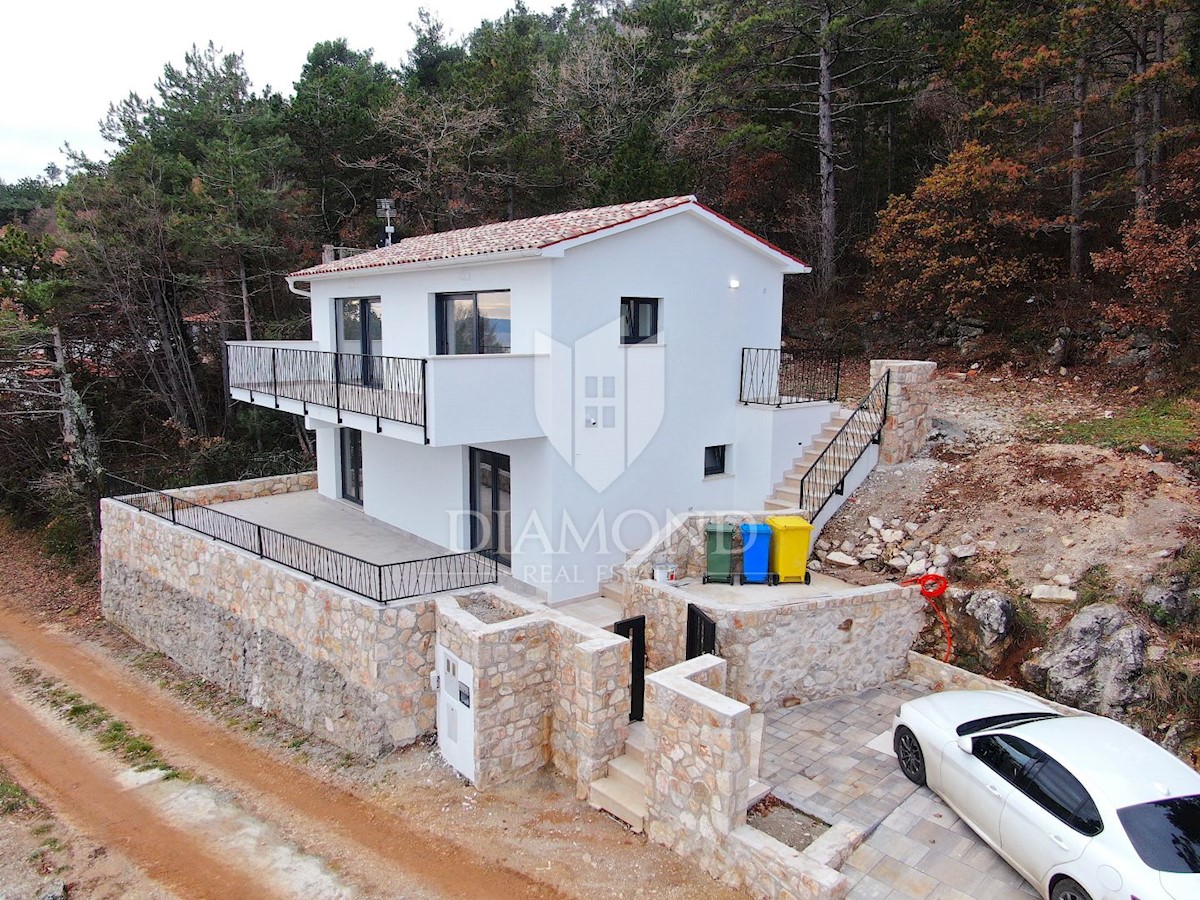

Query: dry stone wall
left=162, top=471, right=318, bottom=505
left=101, top=499, right=436, bottom=756
left=869, top=360, right=937, bottom=465
left=644, top=656, right=849, bottom=899
left=435, top=590, right=630, bottom=794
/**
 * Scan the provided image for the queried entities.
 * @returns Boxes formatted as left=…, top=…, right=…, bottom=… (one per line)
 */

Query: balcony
left=739, top=346, right=842, bottom=407
left=228, top=342, right=545, bottom=446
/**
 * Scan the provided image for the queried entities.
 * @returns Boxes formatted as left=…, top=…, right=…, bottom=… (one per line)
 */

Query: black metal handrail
left=739, top=346, right=842, bottom=406
left=104, top=475, right=497, bottom=603
left=794, top=371, right=890, bottom=520
left=227, top=344, right=426, bottom=435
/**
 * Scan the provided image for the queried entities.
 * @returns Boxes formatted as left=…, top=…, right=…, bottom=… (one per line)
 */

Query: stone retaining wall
left=644, top=656, right=848, bottom=899
left=435, top=589, right=630, bottom=794
left=613, top=510, right=808, bottom=666
left=626, top=579, right=923, bottom=710
left=162, top=471, right=318, bottom=505
left=101, top=498, right=436, bottom=756
left=905, top=651, right=1090, bottom=717
left=869, top=360, right=937, bottom=465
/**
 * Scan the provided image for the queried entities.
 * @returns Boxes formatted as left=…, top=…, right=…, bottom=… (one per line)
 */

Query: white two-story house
left=228, top=196, right=852, bottom=602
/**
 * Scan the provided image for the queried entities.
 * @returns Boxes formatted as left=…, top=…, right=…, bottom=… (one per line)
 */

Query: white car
left=893, top=690, right=1200, bottom=900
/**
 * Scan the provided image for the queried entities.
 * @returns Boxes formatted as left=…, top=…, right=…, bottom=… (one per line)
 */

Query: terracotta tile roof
left=292, top=196, right=701, bottom=277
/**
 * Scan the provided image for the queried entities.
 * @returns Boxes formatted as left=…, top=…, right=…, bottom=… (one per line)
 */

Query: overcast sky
left=0, top=0, right=564, bottom=183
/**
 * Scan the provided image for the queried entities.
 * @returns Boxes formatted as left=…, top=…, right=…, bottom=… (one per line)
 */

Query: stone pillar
left=869, top=359, right=937, bottom=465
left=644, top=656, right=751, bottom=858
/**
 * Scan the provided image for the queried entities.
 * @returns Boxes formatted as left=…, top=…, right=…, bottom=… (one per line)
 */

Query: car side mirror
left=956, top=736, right=973, bottom=754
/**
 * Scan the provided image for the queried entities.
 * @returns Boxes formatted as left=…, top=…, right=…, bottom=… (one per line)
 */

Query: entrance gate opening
left=686, top=603, right=717, bottom=659
left=614, top=615, right=646, bottom=722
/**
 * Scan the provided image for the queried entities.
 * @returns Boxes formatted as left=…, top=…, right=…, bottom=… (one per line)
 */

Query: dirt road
left=0, top=689, right=271, bottom=898
left=0, top=599, right=560, bottom=899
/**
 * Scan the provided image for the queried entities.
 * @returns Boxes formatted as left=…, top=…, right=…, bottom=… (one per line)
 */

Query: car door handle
left=1050, top=834, right=1069, bottom=850
left=987, top=784, right=1003, bottom=796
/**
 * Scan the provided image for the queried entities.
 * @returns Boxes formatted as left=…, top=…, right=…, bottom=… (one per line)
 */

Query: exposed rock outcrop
left=1142, top=575, right=1199, bottom=628
left=1021, top=603, right=1148, bottom=716
left=964, top=590, right=1016, bottom=665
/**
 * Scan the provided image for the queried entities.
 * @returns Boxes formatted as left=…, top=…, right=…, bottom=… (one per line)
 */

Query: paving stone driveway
left=761, top=682, right=1039, bottom=899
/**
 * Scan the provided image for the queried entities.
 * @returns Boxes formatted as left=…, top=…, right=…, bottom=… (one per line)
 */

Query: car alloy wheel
left=1050, top=878, right=1092, bottom=900
left=894, top=725, right=927, bottom=785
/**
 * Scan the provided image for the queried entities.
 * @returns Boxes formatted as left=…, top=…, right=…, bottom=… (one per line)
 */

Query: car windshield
left=1118, top=795, right=1200, bottom=874
left=956, top=713, right=1061, bottom=736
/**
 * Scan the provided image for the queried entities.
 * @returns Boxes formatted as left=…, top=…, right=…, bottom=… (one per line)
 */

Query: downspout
left=286, top=277, right=312, bottom=299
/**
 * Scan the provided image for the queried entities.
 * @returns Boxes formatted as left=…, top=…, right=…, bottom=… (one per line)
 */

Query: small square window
left=602, top=376, right=616, bottom=398
left=620, top=297, right=659, bottom=345
left=602, top=406, right=616, bottom=428
left=584, top=375, right=599, bottom=398
left=704, top=445, right=727, bottom=477
left=585, top=405, right=599, bottom=427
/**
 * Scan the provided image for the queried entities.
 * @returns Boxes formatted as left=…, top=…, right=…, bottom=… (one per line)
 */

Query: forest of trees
left=2, top=0, right=1198, bottom=556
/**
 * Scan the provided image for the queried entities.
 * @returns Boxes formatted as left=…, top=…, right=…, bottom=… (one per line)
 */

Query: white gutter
left=286, top=277, right=312, bottom=298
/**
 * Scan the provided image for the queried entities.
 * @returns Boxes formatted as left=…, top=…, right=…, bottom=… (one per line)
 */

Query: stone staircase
left=588, top=721, right=650, bottom=832
left=587, top=716, right=770, bottom=833
left=764, top=407, right=854, bottom=511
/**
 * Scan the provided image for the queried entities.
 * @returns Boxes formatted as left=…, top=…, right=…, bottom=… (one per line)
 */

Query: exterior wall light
left=729, top=279, right=740, bottom=289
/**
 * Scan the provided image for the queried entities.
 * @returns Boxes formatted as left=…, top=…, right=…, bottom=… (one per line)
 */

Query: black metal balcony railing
left=228, top=344, right=426, bottom=437
left=794, top=370, right=890, bottom=519
left=739, top=346, right=842, bottom=406
left=105, top=475, right=497, bottom=603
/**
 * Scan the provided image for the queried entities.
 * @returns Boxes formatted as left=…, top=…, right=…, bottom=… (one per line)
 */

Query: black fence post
left=256, top=525, right=264, bottom=558
left=168, top=495, right=177, bottom=524
left=378, top=566, right=385, bottom=604
left=334, top=353, right=342, bottom=423
left=271, top=347, right=279, bottom=408
left=420, top=358, right=429, bottom=445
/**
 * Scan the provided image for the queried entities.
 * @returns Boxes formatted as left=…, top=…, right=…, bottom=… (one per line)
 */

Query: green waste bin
left=703, top=523, right=735, bottom=584
left=766, top=516, right=814, bottom=584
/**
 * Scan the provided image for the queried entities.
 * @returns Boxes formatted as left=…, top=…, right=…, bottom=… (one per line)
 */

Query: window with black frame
left=704, top=444, right=727, bottom=476
left=435, top=291, right=511, bottom=355
left=620, top=297, right=659, bottom=344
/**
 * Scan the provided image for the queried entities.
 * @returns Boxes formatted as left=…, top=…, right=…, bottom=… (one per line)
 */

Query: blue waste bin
left=739, top=523, right=778, bottom=585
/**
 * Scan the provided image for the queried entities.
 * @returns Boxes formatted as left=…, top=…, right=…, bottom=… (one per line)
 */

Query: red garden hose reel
left=900, top=573, right=953, bottom=662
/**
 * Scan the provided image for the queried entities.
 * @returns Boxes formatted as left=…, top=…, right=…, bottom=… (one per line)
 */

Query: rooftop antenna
left=376, top=198, right=397, bottom=246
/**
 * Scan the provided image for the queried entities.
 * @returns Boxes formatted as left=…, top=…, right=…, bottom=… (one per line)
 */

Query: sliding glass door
left=338, top=297, right=382, bottom=386
left=469, top=448, right=511, bottom=566
left=340, top=428, right=364, bottom=505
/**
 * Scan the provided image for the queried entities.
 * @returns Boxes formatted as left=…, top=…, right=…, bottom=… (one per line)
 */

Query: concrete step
left=608, top=753, right=647, bottom=793
left=772, top=485, right=802, bottom=504
left=625, top=721, right=649, bottom=764
left=598, top=581, right=626, bottom=605
left=763, top=499, right=797, bottom=511
left=588, top=775, right=646, bottom=832
left=747, top=777, right=771, bottom=809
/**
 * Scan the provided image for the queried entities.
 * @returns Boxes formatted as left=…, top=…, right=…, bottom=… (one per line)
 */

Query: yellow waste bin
left=766, top=516, right=814, bottom=584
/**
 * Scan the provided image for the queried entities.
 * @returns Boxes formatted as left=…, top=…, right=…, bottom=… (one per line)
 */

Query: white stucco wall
left=306, top=257, right=553, bottom=357
left=359, top=433, right=468, bottom=551
left=511, top=213, right=804, bottom=600
left=296, top=209, right=847, bottom=601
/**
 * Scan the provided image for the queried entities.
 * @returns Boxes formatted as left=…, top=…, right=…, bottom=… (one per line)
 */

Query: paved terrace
left=204, top=490, right=539, bottom=600
left=207, top=491, right=450, bottom=564
left=762, top=683, right=1039, bottom=899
